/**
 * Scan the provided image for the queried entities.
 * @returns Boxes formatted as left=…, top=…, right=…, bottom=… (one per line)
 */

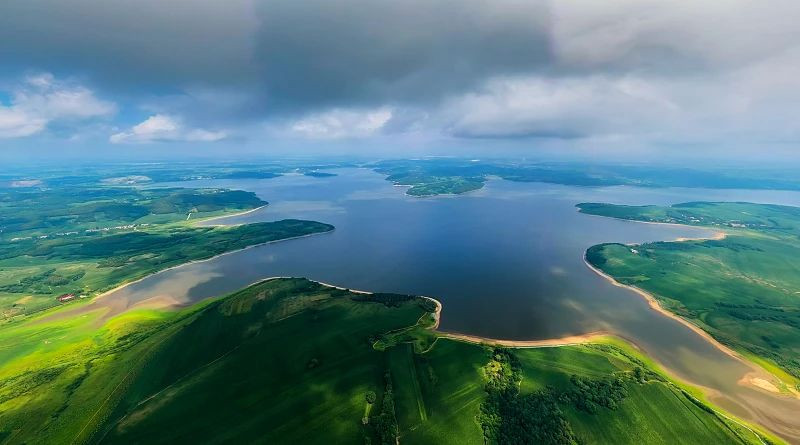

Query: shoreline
left=439, top=330, right=609, bottom=348
left=310, top=280, right=605, bottom=349
left=304, top=276, right=780, bottom=442
left=577, top=209, right=732, bottom=241
left=92, top=229, right=334, bottom=303
left=32, top=229, right=335, bottom=324
left=582, top=252, right=796, bottom=400
left=194, top=204, right=269, bottom=227
left=582, top=254, right=741, bottom=362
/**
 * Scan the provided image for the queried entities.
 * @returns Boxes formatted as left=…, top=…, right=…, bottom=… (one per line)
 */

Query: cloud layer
left=110, top=115, right=226, bottom=144
left=1, top=0, right=799, bottom=153
left=0, top=73, right=115, bottom=139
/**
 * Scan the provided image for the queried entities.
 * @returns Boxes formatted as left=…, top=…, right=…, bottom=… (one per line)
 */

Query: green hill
left=0, top=278, right=770, bottom=444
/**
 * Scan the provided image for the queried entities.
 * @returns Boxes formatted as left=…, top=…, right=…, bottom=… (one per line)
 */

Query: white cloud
left=439, top=46, right=800, bottom=144
left=0, top=108, right=47, bottom=138
left=0, top=73, right=115, bottom=139
left=110, top=114, right=226, bottom=143
left=287, top=107, right=393, bottom=139
left=442, top=75, right=681, bottom=139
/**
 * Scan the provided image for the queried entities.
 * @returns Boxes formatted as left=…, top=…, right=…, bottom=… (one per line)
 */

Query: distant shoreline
left=33, top=228, right=334, bottom=325
left=195, top=204, right=269, bottom=227
left=576, top=208, right=731, bottom=239
left=439, top=330, right=609, bottom=348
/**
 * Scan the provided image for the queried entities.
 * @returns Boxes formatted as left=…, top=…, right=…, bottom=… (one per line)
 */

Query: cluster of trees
left=584, top=245, right=609, bottom=267
left=567, top=375, right=628, bottom=414
left=478, top=348, right=579, bottom=445
left=369, top=372, right=398, bottom=445
left=0, top=268, right=85, bottom=294
left=351, top=293, right=418, bottom=308
left=476, top=348, right=652, bottom=444
left=723, top=307, right=798, bottom=328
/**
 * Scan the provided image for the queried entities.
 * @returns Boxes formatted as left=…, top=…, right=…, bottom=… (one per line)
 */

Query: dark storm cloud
left=1, top=0, right=799, bottom=147
left=0, top=0, right=260, bottom=92
left=252, top=0, right=553, bottom=111
left=0, top=0, right=553, bottom=114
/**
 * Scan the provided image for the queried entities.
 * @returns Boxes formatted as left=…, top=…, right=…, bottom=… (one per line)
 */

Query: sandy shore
left=577, top=209, right=732, bottom=241
left=674, top=231, right=727, bottom=242
left=195, top=205, right=269, bottom=227
left=583, top=255, right=740, bottom=361
left=739, top=373, right=781, bottom=393
left=582, top=252, right=798, bottom=400
left=33, top=229, right=334, bottom=325
left=440, top=330, right=609, bottom=348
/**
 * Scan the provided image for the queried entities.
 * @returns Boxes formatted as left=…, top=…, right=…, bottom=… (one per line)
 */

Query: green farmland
left=0, top=278, right=771, bottom=444
left=0, top=184, right=333, bottom=319
left=579, top=201, right=800, bottom=388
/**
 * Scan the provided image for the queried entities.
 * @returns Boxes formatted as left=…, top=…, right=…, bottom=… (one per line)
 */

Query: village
left=9, top=223, right=151, bottom=242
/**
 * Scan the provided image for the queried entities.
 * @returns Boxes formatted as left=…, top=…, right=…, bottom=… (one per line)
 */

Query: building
left=57, top=293, right=76, bottom=302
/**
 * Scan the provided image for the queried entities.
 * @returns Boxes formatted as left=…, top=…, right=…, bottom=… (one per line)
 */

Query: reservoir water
left=93, top=168, right=800, bottom=441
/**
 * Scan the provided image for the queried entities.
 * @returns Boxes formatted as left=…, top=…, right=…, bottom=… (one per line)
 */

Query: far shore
left=32, top=229, right=334, bottom=325
left=194, top=204, right=269, bottom=227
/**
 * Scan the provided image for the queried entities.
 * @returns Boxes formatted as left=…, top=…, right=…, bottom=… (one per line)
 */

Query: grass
left=397, top=339, right=487, bottom=445
left=0, top=186, right=267, bottom=240
left=0, top=219, right=333, bottom=318
left=0, top=278, right=776, bottom=444
left=579, top=201, right=800, bottom=385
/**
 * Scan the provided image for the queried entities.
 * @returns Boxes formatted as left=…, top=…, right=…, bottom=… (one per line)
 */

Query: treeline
left=367, top=371, right=398, bottom=445
left=566, top=375, right=628, bottom=413
left=478, top=348, right=579, bottom=445
left=351, top=292, right=423, bottom=308
left=584, top=245, right=611, bottom=267
left=477, top=348, right=646, bottom=444
left=0, top=268, right=85, bottom=294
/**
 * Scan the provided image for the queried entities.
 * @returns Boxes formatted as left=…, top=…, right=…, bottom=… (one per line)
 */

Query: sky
left=1, top=0, right=799, bottom=163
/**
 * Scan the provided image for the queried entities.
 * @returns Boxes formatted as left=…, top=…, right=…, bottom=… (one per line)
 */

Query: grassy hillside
left=0, top=278, right=771, bottom=444
left=579, top=202, right=800, bottom=386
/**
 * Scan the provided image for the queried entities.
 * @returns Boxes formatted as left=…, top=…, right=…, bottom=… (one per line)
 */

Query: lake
left=98, top=168, right=800, bottom=441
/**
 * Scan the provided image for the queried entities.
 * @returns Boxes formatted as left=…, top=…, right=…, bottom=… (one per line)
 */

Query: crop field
left=580, top=202, right=800, bottom=385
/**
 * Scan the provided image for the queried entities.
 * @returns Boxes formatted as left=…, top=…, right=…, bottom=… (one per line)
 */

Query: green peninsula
left=579, top=201, right=800, bottom=386
left=0, top=185, right=333, bottom=319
